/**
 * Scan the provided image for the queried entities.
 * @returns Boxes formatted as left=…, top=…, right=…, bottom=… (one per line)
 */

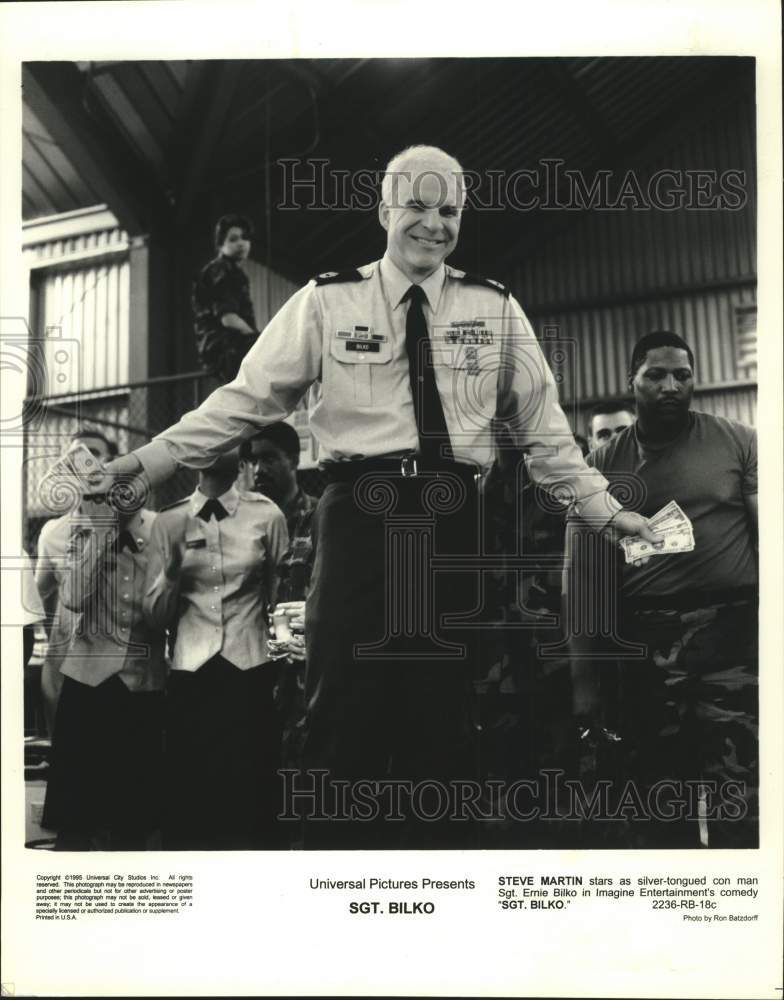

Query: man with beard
left=566, top=330, right=758, bottom=847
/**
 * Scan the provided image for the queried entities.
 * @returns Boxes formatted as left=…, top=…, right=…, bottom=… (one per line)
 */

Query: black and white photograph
left=1, top=1, right=781, bottom=996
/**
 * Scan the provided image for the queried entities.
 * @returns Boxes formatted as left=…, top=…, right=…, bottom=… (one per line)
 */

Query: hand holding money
left=39, top=445, right=149, bottom=519
left=39, top=441, right=114, bottom=516
left=269, top=601, right=306, bottom=660
left=621, top=500, right=695, bottom=565
left=606, top=509, right=661, bottom=557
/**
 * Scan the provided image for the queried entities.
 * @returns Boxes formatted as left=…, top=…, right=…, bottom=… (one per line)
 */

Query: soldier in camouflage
left=192, top=214, right=259, bottom=383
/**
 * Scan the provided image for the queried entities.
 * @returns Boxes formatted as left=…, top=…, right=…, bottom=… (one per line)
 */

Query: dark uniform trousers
left=300, top=466, right=482, bottom=850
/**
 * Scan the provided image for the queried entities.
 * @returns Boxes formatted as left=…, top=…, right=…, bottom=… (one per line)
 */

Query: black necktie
left=404, top=284, right=452, bottom=461
left=117, top=530, right=139, bottom=553
left=198, top=498, right=228, bottom=522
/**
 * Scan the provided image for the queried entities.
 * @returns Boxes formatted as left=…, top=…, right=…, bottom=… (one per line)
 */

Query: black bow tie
left=118, top=530, right=139, bottom=553
left=198, top=498, right=228, bottom=522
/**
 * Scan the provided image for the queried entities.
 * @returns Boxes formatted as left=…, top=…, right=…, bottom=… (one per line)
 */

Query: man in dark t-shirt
left=564, top=331, right=758, bottom=848
left=193, top=214, right=258, bottom=383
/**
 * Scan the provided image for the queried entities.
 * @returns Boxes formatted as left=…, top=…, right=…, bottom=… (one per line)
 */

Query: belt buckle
left=400, top=455, right=418, bottom=478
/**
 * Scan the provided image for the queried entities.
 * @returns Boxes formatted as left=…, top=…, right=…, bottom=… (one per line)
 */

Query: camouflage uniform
left=616, top=594, right=758, bottom=848
left=192, top=254, right=257, bottom=383
left=276, top=488, right=319, bottom=604
left=275, top=488, right=319, bottom=777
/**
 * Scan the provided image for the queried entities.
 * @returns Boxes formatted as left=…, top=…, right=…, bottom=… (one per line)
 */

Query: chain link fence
left=23, top=372, right=329, bottom=554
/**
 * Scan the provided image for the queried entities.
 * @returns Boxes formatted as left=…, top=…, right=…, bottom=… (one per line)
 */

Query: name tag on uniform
left=345, top=341, right=380, bottom=354
left=186, top=537, right=206, bottom=549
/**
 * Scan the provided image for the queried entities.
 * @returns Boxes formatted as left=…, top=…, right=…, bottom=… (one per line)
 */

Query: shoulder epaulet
left=313, top=269, right=365, bottom=286
left=457, top=272, right=511, bottom=297
left=238, top=489, right=271, bottom=503
left=159, top=497, right=190, bottom=512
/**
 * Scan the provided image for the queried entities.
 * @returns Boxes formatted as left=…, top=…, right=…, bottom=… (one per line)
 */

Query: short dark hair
left=239, top=423, right=301, bottom=463
left=589, top=400, right=635, bottom=422
left=629, top=331, right=695, bottom=380
left=215, top=213, right=253, bottom=248
left=70, top=427, right=117, bottom=458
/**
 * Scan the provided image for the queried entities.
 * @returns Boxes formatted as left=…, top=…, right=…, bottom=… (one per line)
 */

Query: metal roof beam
left=173, top=60, right=244, bottom=226
left=23, top=62, right=162, bottom=236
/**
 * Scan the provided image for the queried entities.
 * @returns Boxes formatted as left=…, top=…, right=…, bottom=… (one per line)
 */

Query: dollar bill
left=621, top=500, right=695, bottom=563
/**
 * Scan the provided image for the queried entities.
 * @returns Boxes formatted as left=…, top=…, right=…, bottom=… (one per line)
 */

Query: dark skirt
left=42, top=674, right=164, bottom=850
left=163, top=656, right=282, bottom=850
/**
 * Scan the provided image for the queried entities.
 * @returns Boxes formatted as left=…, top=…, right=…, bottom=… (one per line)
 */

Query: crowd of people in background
left=23, top=159, right=758, bottom=852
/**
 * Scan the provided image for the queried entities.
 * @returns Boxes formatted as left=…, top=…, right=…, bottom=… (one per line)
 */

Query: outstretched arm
left=104, top=283, right=323, bottom=491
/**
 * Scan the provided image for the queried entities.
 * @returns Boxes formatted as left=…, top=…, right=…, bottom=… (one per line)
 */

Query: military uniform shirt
left=143, top=485, right=288, bottom=671
left=35, top=513, right=78, bottom=675
left=59, top=509, right=166, bottom=692
left=138, top=255, right=621, bottom=527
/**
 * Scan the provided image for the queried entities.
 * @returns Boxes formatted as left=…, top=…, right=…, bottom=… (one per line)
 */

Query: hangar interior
left=22, top=57, right=757, bottom=507
left=20, top=59, right=758, bottom=844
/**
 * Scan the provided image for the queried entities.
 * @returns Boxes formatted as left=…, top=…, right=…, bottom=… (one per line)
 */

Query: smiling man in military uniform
left=106, top=144, right=657, bottom=849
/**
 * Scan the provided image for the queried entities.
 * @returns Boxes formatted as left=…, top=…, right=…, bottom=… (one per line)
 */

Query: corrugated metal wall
left=25, top=225, right=129, bottom=265
left=35, top=258, right=131, bottom=395
left=23, top=218, right=134, bottom=535
left=26, top=222, right=131, bottom=397
left=510, top=88, right=757, bottom=432
left=245, top=258, right=299, bottom=325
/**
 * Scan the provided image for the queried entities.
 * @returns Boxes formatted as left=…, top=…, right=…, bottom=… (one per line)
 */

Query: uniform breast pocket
left=181, top=534, right=209, bottom=577
left=327, top=337, right=394, bottom=407
left=437, top=342, right=499, bottom=434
